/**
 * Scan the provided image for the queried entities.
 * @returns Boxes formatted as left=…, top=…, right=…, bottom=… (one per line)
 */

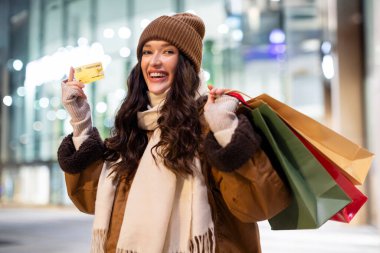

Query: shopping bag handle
left=225, top=90, right=252, bottom=107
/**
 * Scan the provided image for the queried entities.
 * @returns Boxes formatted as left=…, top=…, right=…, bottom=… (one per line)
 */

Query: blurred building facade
left=0, top=0, right=379, bottom=227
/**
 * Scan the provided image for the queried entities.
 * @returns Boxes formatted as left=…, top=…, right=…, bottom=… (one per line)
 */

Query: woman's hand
left=204, top=85, right=239, bottom=146
left=61, top=67, right=89, bottom=116
left=205, top=84, right=228, bottom=105
left=62, top=67, right=87, bottom=102
left=61, top=67, right=92, bottom=137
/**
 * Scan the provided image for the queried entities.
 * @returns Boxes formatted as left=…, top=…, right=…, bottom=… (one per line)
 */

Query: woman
left=58, top=13, right=290, bottom=253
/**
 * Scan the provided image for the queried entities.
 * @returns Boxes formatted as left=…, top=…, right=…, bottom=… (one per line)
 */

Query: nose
left=150, top=52, right=162, bottom=66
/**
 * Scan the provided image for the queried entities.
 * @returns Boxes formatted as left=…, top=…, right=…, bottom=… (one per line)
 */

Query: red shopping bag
left=293, top=130, right=368, bottom=223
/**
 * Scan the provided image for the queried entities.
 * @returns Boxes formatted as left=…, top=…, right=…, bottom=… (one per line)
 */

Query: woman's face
left=141, top=40, right=179, bottom=95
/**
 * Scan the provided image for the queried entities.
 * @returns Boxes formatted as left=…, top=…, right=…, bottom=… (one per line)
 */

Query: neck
left=148, top=90, right=168, bottom=107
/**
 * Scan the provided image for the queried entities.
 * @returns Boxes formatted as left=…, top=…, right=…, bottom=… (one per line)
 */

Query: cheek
left=169, top=59, right=179, bottom=75
left=140, top=60, right=147, bottom=71
left=140, top=61, right=148, bottom=78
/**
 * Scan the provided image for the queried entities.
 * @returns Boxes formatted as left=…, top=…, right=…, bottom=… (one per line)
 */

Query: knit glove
left=61, top=79, right=92, bottom=149
left=204, top=95, right=239, bottom=147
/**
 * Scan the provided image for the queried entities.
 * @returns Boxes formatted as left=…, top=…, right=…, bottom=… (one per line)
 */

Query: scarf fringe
left=189, top=227, right=215, bottom=253
left=116, top=250, right=137, bottom=253
left=91, top=229, right=108, bottom=253
left=115, top=227, right=215, bottom=253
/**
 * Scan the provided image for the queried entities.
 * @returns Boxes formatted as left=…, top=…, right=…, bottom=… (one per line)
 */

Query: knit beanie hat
left=136, top=13, right=205, bottom=73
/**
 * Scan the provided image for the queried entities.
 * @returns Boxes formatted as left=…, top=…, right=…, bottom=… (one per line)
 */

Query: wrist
left=213, top=120, right=238, bottom=147
left=70, top=107, right=92, bottom=137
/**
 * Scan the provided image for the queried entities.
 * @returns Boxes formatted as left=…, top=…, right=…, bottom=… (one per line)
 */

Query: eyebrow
left=143, top=43, right=175, bottom=48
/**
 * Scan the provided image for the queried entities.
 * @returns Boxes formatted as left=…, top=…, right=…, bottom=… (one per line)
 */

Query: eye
left=164, top=49, right=176, bottom=54
left=142, top=50, right=152, bottom=55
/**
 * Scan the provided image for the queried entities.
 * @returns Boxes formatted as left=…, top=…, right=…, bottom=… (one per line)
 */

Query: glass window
left=187, top=0, right=327, bottom=122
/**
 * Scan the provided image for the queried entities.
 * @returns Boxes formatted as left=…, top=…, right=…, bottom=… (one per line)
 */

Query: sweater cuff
left=72, top=134, right=90, bottom=150
left=70, top=109, right=92, bottom=136
left=213, top=119, right=238, bottom=147
left=205, top=114, right=262, bottom=172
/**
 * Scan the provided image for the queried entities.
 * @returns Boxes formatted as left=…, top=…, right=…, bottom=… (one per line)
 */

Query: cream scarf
left=91, top=90, right=215, bottom=253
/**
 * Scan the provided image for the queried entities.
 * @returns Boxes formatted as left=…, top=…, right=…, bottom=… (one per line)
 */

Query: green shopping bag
left=247, top=103, right=351, bottom=229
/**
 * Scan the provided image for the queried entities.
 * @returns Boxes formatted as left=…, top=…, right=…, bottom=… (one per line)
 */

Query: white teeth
left=150, top=72, right=166, bottom=78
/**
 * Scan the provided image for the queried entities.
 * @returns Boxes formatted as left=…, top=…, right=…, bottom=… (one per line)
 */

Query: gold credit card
left=74, top=62, right=104, bottom=84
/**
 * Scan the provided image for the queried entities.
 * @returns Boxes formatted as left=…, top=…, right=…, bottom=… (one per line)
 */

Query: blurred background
left=0, top=0, right=380, bottom=252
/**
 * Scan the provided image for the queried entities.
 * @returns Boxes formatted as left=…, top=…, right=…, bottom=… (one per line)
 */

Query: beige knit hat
left=136, top=13, right=205, bottom=73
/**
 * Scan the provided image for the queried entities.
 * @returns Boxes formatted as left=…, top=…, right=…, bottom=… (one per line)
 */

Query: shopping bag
left=242, top=103, right=351, bottom=229
left=252, top=94, right=374, bottom=185
left=293, top=130, right=368, bottom=223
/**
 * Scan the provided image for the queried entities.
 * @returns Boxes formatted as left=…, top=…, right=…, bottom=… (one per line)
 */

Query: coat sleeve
left=57, top=128, right=105, bottom=214
left=205, top=114, right=291, bottom=223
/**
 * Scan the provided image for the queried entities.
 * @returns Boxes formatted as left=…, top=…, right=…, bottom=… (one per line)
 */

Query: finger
left=211, top=87, right=220, bottom=99
left=79, top=91, right=87, bottom=99
left=207, top=85, right=221, bottom=103
left=208, top=91, right=216, bottom=103
left=69, top=86, right=86, bottom=95
left=66, top=80, right=85, bottom=88
left=68, top=67, right=74, bottom=82
left=207, top=90, right=215, bottom=104
left=73, top=82, right=85, bottom=88
left=219, top=88, right=227, bottom=94
left=215, top=88, right=227, bottom=96
left=73, top=89, right=87, bottom=99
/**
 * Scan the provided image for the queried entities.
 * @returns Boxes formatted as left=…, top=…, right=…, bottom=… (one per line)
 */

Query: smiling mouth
left=149, top=72, right=168, bottom=78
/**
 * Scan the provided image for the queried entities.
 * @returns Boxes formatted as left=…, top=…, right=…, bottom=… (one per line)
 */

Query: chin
left=151, top=91, right=165, bottom=95
left=149, top=86, right=170, bottom=95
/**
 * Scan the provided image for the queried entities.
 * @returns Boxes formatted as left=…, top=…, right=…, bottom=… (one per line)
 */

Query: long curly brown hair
left=104, top=54, right=205, bottom=181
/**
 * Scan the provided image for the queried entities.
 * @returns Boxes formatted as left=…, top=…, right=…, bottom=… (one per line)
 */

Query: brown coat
left=58, top=114, right=291, bottom=253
